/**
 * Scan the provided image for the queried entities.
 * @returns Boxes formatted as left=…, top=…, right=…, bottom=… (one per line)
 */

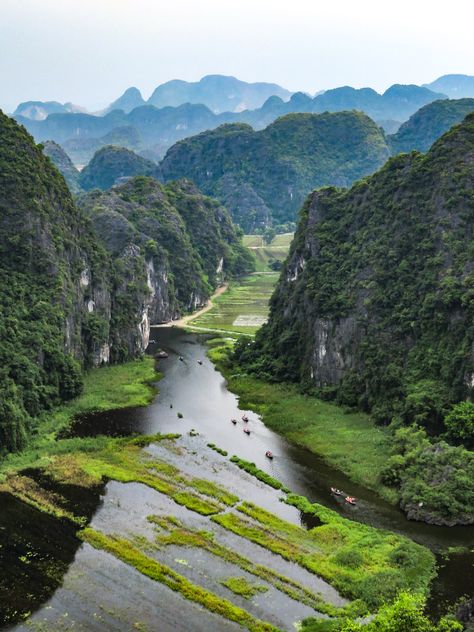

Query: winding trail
left=155, top=284, right=228, bottom=329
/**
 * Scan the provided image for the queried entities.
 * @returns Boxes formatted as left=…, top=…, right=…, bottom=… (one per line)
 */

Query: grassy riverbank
left=207, top=339, right=396, bottom=503
left=0, top=356, right=159, bottom=479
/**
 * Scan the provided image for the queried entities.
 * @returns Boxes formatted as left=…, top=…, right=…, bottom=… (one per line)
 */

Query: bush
left=445, top=401, right=474, bottom=448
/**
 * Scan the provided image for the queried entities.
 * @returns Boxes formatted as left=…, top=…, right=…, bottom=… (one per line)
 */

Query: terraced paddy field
left=186, top=233, right=292, bottom=336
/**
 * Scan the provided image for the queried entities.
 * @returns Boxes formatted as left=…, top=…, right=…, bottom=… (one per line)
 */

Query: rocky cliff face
left=78, top=176, right=254, bottom=318
left=0, top=112, right=252, bottom=453
left=243, top=113, right=474, bottom=419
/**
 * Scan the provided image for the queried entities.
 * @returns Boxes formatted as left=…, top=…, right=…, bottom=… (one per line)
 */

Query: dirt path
left=154, top=284, right=229, bottom=328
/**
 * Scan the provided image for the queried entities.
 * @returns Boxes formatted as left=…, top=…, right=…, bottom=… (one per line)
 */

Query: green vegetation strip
left=229, top=456, right=290, bottom=492
left=79, top=528, right=280, bottom=632
left=212, top=500, right=435, bottom=610
left=221, top=576, right=268, bottom=599
left=148, top=515, right=357, bottom=617
left=207, top=443, right=229, bottom=456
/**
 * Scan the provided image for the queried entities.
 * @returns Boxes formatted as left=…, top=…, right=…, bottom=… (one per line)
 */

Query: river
left=1, top=327, right=472, bottom=629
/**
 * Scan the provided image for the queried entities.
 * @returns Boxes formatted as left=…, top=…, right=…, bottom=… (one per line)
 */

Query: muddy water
left=1, top=328, right=473, bottom=629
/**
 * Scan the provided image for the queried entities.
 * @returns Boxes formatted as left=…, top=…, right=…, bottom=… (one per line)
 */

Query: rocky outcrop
left=78, top=176, right=254, bottom=319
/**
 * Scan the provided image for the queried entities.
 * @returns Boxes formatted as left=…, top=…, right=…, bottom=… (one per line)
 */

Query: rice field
left=243, top=233, right=293, bottom=273
left=190, top=272, right=279, bottom=335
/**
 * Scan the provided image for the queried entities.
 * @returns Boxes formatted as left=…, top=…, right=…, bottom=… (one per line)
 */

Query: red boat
left=345, top=496, right=357, bottom=505
left=243, top=428, right=251, bottom=435
left=265, top=451, right=273, bottom=459
left=231, top=418, right=237, bottom=425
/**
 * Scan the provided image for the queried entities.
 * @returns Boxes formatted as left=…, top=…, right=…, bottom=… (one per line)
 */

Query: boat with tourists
left=265, top=450, right=273, bottom=459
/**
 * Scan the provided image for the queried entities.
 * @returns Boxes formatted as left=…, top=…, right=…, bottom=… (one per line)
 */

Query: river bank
left=0, top=356, right=159, bottom=481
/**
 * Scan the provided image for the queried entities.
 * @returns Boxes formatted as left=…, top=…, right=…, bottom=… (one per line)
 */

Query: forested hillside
left=0, top=112, right=252, bottom=454
left=389, top=98, right=474, bottom=153
left=161, top=112, right=390, bottom=231
left=236, top=113, right=474, bottom=524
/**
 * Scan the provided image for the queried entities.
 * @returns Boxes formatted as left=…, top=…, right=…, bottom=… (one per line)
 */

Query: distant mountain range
left=44, top=96, right=474, bottom=232
left=423, top=74, right=474, bottom=98
left=15, top=77, right=453, bottom=164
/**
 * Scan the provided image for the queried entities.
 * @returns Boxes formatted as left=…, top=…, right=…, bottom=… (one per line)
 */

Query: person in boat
left=345, top=496, right=356, bottom=504
left=198, top=360, right=203, bottom=365
left=265, top=450, right=273, bottom=458
left=331, top=487, right=344, bottom=496
left=231, top=418, right=237, bottom=424
left=242, top=414, right=249, bottom=422
left=179, top=356, right=184, bottom=361
left=243, top=428, right=250, bottom=434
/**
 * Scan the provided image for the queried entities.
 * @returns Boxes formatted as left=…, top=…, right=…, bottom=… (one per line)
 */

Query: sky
left=1, top=0, right=474, bottom=113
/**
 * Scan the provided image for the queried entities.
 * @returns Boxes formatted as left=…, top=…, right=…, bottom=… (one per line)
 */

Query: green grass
left=221, top=576, right=268, bottom=599
left=0, top=357, right=159, bottom=480
left=185, top=233, right=291, bottom=336
left=212, top=500, right=435, bottom=610
left=243, top=233, right=293, bottom=273
left=207, top=442, right=229, bottom=456
left=216, top=352, right=396, bottom=503
left=80, top=528, right=279, bottom=632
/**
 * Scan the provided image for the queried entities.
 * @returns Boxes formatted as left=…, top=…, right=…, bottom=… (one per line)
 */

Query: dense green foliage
left=301, top=592, right=462, bottom=632
left=236, top=113, right=474, bottom=524
left=0, top=111, right=110, bottom=452
left=160, top=112, right=390, bottom=230
left=79, top=176, right=253, bottom=314
left=78, top=145, right=161, bottom=190
left=0, top=112, right=252, bottom=455
left=389, top=98, right=474, bottom=153
left=445, top=401, right=474, bottom=447
left=241, top=113, right=474, bottom=423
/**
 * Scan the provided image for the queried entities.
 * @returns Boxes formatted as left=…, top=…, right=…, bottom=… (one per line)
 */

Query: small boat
left=345, top=496, right=357, bottom=506
left=231, top=419, right=237, bottom=425
left=265, top=450, right=273, bottom=459
left=155, top=350, right=169, bottom=359
left=179, top=356, right=184, bottom=362
left=330, top=487, right=345, bottom=497
left=243, top=428, right=251, bottom=435
left=198, top=360, right=203, bottom=365
left=242, top=415, right=249, bottom=422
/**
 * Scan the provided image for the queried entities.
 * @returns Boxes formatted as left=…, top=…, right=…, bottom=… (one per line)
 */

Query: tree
left=445, top=401, right=474, bottom=448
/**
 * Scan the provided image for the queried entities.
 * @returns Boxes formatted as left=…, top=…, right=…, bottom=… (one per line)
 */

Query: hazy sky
left=1, top=0, right=474, bottom=112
